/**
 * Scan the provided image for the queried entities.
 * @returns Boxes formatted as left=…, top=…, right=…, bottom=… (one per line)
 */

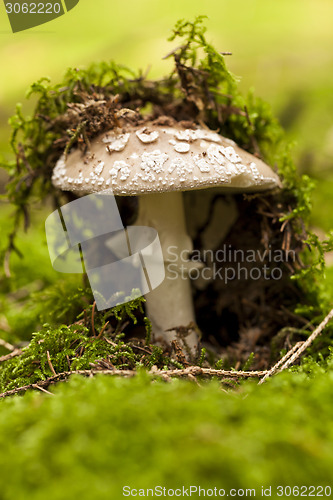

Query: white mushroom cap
left=52, top=121, right=282, bottom=195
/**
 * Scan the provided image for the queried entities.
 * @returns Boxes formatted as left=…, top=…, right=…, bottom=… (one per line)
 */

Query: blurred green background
left=1, top=0, right=333, bottom=224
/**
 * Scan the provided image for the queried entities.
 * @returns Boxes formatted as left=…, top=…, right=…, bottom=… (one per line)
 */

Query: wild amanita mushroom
left=52, top=119, right=281, bottom=355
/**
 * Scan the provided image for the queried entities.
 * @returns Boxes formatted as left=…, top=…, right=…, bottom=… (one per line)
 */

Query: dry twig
left=46, top=351, right=57, bottom=376
left=0, top=367, right=268, bottom=399
left=258, top=342, right=303, bottom=384
left=0, top=339, right=15, bottom=352
left=259, top=308, right=333, bottom=384
left=0, top=349, right=22, bottom=363
left=96, top=321, right=109, bottom=340
left=32, top=384, right=54, bottom=396
left=91, top=301, right=96, bottom=337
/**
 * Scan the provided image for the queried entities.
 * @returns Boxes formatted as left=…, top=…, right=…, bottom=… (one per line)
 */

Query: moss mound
left=1, top=17, right=333, bottom=380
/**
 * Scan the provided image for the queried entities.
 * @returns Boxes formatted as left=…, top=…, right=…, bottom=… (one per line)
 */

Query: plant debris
left=0, top=368, right=267, bottom=400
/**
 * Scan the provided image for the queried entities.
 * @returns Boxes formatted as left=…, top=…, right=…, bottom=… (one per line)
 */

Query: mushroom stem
left=136, top=191, right=199, bottom=355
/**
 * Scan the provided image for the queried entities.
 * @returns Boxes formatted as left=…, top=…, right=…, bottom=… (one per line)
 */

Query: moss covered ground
left=1, top=365, right=333, bottom=499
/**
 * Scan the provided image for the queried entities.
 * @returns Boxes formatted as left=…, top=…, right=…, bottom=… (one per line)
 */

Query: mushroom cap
left=52, top=121, right=282, bottom=196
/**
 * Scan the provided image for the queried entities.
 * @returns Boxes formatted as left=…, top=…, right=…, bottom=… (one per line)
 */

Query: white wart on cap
left=52, top=121, right=281, bottom=195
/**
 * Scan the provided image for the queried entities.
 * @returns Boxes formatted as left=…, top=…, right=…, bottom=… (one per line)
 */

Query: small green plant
left=198, top=347, right=207, bottom=367
left=242, top=352, right=255, bottom=371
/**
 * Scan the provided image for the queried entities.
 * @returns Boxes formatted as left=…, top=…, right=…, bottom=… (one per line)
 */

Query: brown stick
left=0, top=349, right=22, bottom=363
left=258, top=342, right=303, bottom=385
left=96, top=321, right=109, bottom=340
left=0, top=339, right=15, bottom=351
left=0, top=367, right=268, bottom=399
left=32, top=384, right=54, bottom=396
left=46, top=351, right=57, bottom=376
left=91, top=301, right=96, bottom=337
left=259, top=308, right=333, bottom=384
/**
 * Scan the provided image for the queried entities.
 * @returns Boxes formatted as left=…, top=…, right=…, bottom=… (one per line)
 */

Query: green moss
left=0, top=290, right=205, bottom=393
left=1, top=364, right=333, bottom=499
